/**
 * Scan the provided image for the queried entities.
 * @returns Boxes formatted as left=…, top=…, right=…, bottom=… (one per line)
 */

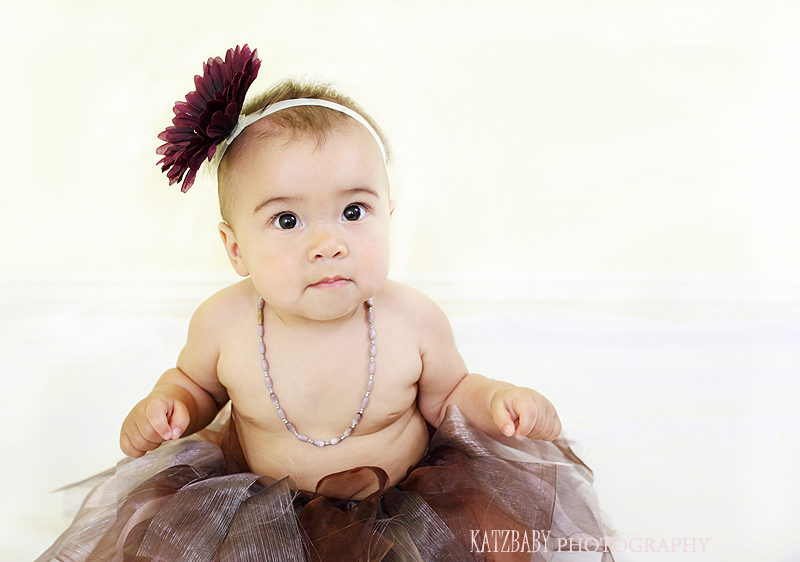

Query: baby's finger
left=123, top=423, right=163, bottom=456
left=529, top=411, right=553, bottom=440
left=542, top=414, right=562, bottom=441
left=120, top=432, right=145, bottom=458
left=144, top=399, right=174, bottom=441
left=167, top=399, right=191, bottom=440
left=531, top=401, right=557, bottom=438
left=131, top=417, right=166, bottom=446
left=515, top=404, right=540, bottom=440
left=490, top=396, right=517, bottom=438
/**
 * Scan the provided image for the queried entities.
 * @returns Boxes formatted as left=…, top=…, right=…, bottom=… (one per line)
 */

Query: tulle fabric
left=38, top=406, right=613, bottom=562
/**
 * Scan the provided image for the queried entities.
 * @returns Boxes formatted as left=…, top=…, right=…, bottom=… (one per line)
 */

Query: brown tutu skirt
left=37, top=406, right=613, bottom=562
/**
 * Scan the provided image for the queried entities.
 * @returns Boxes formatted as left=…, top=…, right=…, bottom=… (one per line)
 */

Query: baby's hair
left=217, top=79, right=391, bottom=224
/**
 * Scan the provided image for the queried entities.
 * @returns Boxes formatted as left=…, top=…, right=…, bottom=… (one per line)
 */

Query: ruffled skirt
left=37, top=406, right=613, bottom=562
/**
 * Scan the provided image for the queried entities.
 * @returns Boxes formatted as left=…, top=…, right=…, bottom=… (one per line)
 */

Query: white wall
left=2, top=1, right=799, bottom=289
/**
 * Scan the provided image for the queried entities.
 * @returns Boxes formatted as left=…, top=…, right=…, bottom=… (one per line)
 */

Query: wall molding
left=2, top=271, right=799, bottom=318
left=397, top=271, right=800, bottom=317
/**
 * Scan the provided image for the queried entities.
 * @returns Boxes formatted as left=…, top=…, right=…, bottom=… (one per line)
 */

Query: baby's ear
left=218, top=222, right=250, bottom=277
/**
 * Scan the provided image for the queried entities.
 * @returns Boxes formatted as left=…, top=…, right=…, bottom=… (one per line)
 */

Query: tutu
left=37, top=406, right=613, bottom=562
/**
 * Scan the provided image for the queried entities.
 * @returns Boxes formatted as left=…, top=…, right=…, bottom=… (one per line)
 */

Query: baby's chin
left=265, top=290, right=368, bottom=324
left=256, top=276, right=386, bottom=323
left=304, top=294, right=373, bottom=322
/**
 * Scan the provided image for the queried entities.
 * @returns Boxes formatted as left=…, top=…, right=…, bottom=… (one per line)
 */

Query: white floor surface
left=2, top=300, right=799, bottom=561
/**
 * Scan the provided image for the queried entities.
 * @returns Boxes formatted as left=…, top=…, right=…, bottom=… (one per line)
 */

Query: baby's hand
left=490, top=386, right=561, bottom=441
left=119, top=394, right=190, bottom=457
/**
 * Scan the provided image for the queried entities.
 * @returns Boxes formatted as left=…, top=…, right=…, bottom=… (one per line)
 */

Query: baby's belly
left=234, top=407, right=430, bottom=499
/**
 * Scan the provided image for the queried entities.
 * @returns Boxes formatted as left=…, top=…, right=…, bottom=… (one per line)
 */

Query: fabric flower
left=156, top=45, right=261, bottom=192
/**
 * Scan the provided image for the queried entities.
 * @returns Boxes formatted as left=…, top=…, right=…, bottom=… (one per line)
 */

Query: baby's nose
left=308, top=225, right=348, bottom=261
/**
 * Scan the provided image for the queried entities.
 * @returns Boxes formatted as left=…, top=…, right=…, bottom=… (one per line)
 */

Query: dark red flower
left=156, top=45, right=261, bottom=192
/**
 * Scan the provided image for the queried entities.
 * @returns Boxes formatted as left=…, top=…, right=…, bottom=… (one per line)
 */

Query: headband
left=219, top=98, right=388, bottom=166
left=156, top=45, right=387, bottom=193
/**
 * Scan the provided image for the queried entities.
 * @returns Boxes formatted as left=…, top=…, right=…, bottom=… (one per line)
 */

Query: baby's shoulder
left=378, top=280, right=451, bottom=332
left=377, top=281, right=460, bottom=358
left=188, top=279, right=254, bottom=336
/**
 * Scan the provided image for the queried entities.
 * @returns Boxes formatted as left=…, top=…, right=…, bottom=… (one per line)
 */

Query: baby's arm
left=120, top=295, right=230, bottom=457
left=414, top=293, right=561, bottom=441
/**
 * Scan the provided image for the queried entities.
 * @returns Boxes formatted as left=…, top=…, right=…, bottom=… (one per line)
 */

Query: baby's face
left=220, top=123, right=393, bottom=322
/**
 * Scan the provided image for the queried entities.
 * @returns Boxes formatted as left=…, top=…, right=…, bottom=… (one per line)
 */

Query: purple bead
left=264, top=376, right=272, bottom=389
left=286, top=422, right=296, bottom=433
left=353, top=413, right=362, bottom=425
left=258, top=325, right=264, bottom=337
left=269, top=392, right=278, bottom=406
left=313, top=440, right=325, bottom=448
left=366, top=379, right=373, bottom=392
left=370, top=345, right=376, bottom=357
left=297, top=434, right=309, bottom=442
left=369, top=327, right=376, bottom=340
left=366, top=298, right=373, bottom=307
left=367, top=311, right=374, bottom=323
left=258, top=297, right=265, bottom=308
left=262, top=359, right=269, bottom=372
left=361, top=396, right=370, bottom=409
left=344, top=428, right=353, bottom=437
left=330, top=437, right=341, bottom=445
left=259, top=342, right=266, bottom=355
left=369, top=363, right=376, bottom=375
left=277, top=408, right=285, bottom=420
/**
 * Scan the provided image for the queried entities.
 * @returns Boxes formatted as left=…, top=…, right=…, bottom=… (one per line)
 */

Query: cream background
left=2, top=0, right=799, bottom=279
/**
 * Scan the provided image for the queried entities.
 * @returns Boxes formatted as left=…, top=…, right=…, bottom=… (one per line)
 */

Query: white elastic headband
left=219, top=98, right=388, bottom=164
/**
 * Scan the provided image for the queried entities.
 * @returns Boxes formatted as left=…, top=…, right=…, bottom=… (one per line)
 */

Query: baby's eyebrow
left=343, top=187, right=380, bottom=199
left=253, top=195, right=299, bottom=215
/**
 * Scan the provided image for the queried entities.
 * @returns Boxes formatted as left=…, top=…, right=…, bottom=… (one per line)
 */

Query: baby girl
left=39, top=46, right=611, bottom=562
left=120, top=83, right=561, bottom=500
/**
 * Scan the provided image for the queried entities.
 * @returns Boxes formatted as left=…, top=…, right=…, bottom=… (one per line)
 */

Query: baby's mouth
left=309, top=276, right=350, bottom=289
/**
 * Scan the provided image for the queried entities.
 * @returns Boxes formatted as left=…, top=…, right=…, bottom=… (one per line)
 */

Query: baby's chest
left=217, top=332, right=423, bottom=434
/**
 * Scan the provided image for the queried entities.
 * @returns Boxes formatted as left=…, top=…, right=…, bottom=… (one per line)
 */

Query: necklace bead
left=257, top=298, right=375, bottom=447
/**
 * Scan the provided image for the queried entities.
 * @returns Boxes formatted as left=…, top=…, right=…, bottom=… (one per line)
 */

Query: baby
left=119, top=71, right=561, bottom=501
left=39, top=46, right=612, bottom=562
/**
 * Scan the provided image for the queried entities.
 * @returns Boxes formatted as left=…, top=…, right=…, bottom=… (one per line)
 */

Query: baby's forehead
left=225, top=116, right=374, bottom=170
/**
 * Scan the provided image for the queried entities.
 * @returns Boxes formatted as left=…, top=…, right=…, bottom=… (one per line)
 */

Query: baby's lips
left=315, top=275, right=345, bottom=283
left=309, top=276, right=350, bottom=288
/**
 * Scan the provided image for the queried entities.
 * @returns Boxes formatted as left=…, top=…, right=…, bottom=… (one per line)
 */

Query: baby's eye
left=342, top=204, right=366, bottom=222
left=272, top=213, right=300, bottom=229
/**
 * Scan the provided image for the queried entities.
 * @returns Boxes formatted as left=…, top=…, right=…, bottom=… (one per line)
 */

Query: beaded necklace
left=257, top=297, right=375, bottom=447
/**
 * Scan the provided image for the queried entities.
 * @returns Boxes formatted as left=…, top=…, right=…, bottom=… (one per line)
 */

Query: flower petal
left=155, top=45, right=260, bottom=192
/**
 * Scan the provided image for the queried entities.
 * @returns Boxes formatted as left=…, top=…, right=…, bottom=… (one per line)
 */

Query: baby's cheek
left=366, top=247, right=391, bottom=283
left=370, top=232, right=392, bottom=266
left=254, top=262, right=297, bottom=301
